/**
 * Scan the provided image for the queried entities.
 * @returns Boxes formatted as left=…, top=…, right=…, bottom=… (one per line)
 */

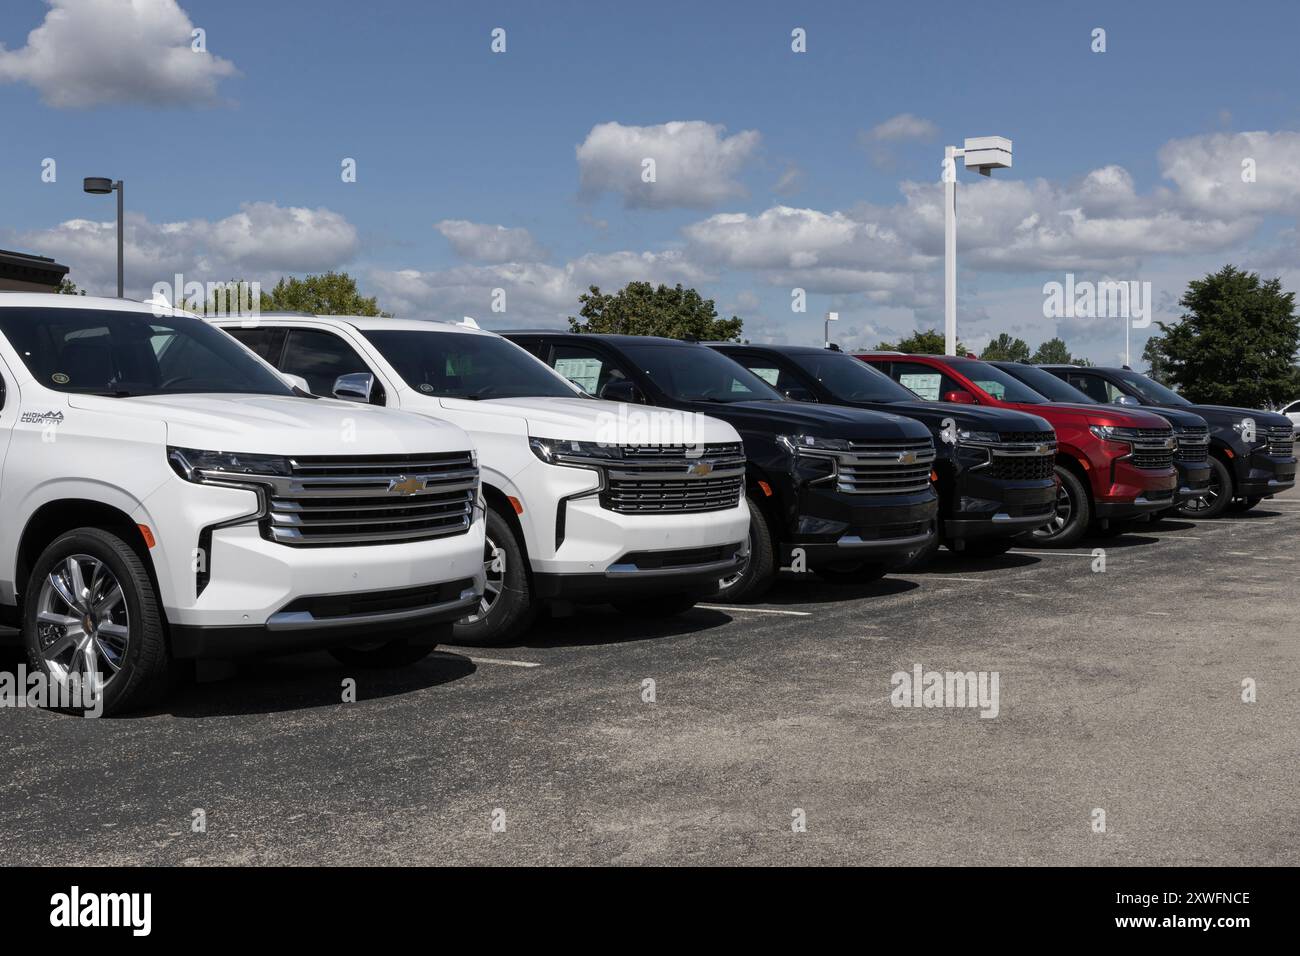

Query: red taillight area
left=137, top=524, right=156, bottom=549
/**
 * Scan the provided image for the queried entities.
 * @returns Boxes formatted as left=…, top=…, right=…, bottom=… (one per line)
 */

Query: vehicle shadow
left=922, top=551, right=1041, bottom=574
left=512, top=605, right=735, bottom=649
left=752, top=572, right=919, bottom=607
left=148, top=650, right=478, bottom=719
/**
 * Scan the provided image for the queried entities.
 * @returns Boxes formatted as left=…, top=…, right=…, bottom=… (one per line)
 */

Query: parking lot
left=1, top=487, right=1296, bottom=867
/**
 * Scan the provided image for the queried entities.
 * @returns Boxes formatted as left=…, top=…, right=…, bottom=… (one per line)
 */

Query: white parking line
left=467, top=656, right=542, bottom=668
left=1007, top=550, right=1097, bottom=557
left=697, top=604, right=813, bottom=616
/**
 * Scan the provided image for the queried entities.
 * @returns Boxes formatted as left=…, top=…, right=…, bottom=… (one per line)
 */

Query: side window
left=551, top=343, right=631, bottom=398
left=1066, top=372, right=1110, bottom=404
left=281, top=328, right=385, bottom=404
left=890, top=361, right=962, bottom=402
left=731, top=354, right=814, bottom=399
left=224, top=326, right=287, bottom=364
left=1285, top=401, right=1300, bottom=415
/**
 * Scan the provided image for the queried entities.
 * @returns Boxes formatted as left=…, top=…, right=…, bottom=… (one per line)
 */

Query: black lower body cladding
left=1174, top=458, right=1213, bottom=502
left=1237, top=452, right=1297, bottom=497
left=780, top=486, right=938, bottom=566
left=942, top=473, right=1056, bottom=543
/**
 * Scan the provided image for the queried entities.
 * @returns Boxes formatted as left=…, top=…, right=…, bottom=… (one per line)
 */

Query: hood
left=690, top=399, right=932, bottom=442
left=1016, top=401, right=1176, bottom=430
left=435, top=395, right=741, bottom=445
left=1130, top=405, right=1209, bottom=429
left=884, top=401, right=1053, bottom=434
left=66, top=392, right=471, bottom=456
left=1182, top=404, right=1292, bottom=429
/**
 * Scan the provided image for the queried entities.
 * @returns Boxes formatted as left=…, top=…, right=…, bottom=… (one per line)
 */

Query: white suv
left=215, top=315, right=750, bottom=644
left=1283, top=399, right=1300, bottom=439
left=0, top=295, right=485, bottom=714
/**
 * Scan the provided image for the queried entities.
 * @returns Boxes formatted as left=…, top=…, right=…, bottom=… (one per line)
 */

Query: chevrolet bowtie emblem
left=898, top=451, right=917, bottom=465
left=388, top=475, right=425, bottom=496
left=688, top=462, right=714, bottom=477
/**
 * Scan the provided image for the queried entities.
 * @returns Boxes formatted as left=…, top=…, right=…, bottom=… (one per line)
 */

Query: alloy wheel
left=35, top=554, right=129, bottom=694
left=463, top=535, right=504, bottom=624
left=1180, top=475, right=1220, bottom=515
left=1034, top=482, right=1073, bottom=540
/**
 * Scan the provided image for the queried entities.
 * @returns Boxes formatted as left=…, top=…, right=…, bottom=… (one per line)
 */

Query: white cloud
left=434, top=220, right=546, bottom=263
left=576, top=120, right=760, bottom=209
left=10, top=202, right=358, bottom=296
left=861, top=113, right=939, bottom=143
left=1159, top=130, right=1300, bottom=217
left=369, top=250, right=712, bottom=326
left=0, top=0, right=239, bottom=108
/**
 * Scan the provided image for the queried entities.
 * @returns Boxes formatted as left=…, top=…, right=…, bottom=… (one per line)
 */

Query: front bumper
left=783, top=485, right=939, bottom=565
left=1238, top=451, right=1297, bottom=496
left=1094, top=462, right=1178, bottom=519
left=533, top=540, right=747, bottom=601
left=943, top=473, right=1056, bottom=542
left=1174, top=459, right=1212, bottom=502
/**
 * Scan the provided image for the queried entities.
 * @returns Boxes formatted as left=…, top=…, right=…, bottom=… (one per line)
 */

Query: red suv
left=856, top=353, right=1179, bottom=546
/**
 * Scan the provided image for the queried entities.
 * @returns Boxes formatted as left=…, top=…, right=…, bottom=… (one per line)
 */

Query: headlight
left=778, top=434, right=851, bottom=454
left=957, top=428, right=1000, bottom=445
left=528, top=437, right=621, bottom=465
left=168, top=446, right=292, bottom=482
left=1089, top=425, right=1140, bottom=442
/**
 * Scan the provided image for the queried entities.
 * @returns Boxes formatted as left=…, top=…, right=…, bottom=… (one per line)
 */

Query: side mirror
left=283, top=373, right=311, bottom=394
left=1113, top=394, right=1139, bottom=406
left=781, top=385, right=815, bottom=402
left=943, top=389, right=977, bottom=405
left=599, top=380, right=644, bottom=404
left=333, top=372, right=375, bottom=403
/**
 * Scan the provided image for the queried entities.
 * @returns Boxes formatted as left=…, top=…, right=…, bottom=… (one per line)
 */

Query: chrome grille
left=601, top=443, right=746, bottom=514
left=1174, top=425, right=1209, bottom=463
left=984, top=431, right=1056, bottom=481
left=1130, top=428, right=1175, bottom=470
left=265, top=452, right=478, bottom=546
left=1263, top=425, right=1295, bottom=458
left=833, top=439, right=937, bottom=495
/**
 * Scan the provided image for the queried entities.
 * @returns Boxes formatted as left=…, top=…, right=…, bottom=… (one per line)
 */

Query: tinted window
left=728, top=353, right=812, bottom=398
left=992, top=362, right=1098, bottom=404
left=225, top=326, right=287, bottom=363
left=0, top=307, right=293, bottom=397
left=619, top=343, right=783, bottom=403
left=281, top=328, right=383, bottom=402
left=1064, top=371, right=1112, bottom=404
left=362, top=330, right=579, bottom=400
left=787, top=352, right=917, bottom=403
left=956, top=360, right=1051, bottom=403
left=1110, top=369, right=1191, bottom=405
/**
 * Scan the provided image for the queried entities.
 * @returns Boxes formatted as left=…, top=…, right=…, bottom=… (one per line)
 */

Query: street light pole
left=944, top=146, right=961, bottom=358
left=941, top=137, right=1013, bottom=356
left=83, top=176, right=124, bottom=298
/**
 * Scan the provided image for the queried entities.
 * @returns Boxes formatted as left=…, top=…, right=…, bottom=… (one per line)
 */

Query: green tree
left=979, top=333, right=1031, bottom=362
left=1142, top=335, right=1169, bottom=383
left=56, top=278, right=85, bottom=295
left=569, top=282, right=742, bottom=340
left=1154, top=265, right=1299, bottom=408
left=260, top=272, right=385, bottom=316
left=875, top=328, right=970, bottom=356
left=1030, top=337, right=1072, bottom=365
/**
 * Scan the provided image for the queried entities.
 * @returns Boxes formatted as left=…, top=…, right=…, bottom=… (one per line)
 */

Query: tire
left=451, top=506, right=536, bottom=646
left=713, top=496, right=776, bottom=603
left=1175, top=456, right=1233, bottom=519
left=1228, top=495, right=1264, bottom=513
left=611, top=593, right=699, bottom=618
left=1027, top=465, right=1091, bottom=548
left=327, top=623, right=448, bottom=668
left=23, top=527, right=171, bottom=717
left=812, top=561, right=889, bottom=585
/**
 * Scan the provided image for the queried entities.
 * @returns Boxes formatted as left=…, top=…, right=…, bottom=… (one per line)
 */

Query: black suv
left=710, top=344, right=1058, bottom=561
left=504, top=332, right=939, bottom=600
left=1039, top=365, right=1296, bottom=518
left=989, top=362, right=1213, bottom=517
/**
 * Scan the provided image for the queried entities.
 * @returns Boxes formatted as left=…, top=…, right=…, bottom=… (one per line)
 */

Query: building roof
left=0, top=249, right=70, bottom=288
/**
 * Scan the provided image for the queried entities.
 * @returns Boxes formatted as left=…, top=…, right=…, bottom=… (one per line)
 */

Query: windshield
left=1113, top=369, right=1190, bottom=405
left=362, top=329, right=580, bottom=400
left=992, top=362, right=1097, bottom=404
left=0, top=307, right=294, bottom=397
left=959, top=360, right=1054, bottom=404
left=620, top=343, right=784, bottom=403
left=789, top=351, right=919, bottom=403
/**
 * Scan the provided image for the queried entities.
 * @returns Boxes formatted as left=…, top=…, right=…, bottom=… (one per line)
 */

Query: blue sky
left=3, top=0, right=1299, bottom=362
